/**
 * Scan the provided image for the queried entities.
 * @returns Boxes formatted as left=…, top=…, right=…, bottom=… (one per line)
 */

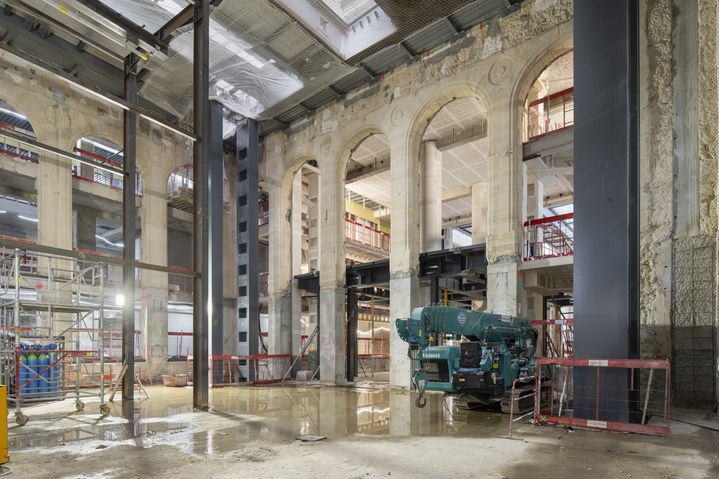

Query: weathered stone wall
left=639, top=0, right=718, bottom=407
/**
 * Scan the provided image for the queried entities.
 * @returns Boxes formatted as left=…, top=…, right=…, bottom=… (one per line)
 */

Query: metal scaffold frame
left=0, top=248, right=109, bottom=425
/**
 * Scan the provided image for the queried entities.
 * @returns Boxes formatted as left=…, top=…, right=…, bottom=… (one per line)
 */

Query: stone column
left=486, top=100, right=523, bottom=316
left=471, top=181, right=488, bottom=245
left=37, top=106, right=72, bottom=251
left=420, top=140, right=442, bottom=252
left=75, top=206, right=96, bottom=251
left=266, top=133, right=292, bottom=358
left=139, top=160, right=168, bottom=379
left=318, top=138, right=346, bottom=385
left=389, top=131, right=421, bottom=389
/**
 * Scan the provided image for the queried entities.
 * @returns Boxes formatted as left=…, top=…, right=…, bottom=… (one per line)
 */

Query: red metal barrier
left=527, top=87, right=574, bottom=140
left=344, top=215, right=390, bottom=252
left=209, top=354, right=293, bottom=387
left=534, top=358, right=670, bottom=436
left=523, top=213, right=573, bottom=261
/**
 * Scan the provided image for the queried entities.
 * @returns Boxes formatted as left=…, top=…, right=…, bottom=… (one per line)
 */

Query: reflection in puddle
left=10, top=384, right=508, bottom=455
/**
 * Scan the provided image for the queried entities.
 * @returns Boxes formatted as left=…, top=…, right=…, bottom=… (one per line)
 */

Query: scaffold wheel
left=75, top=400, right=85, bottom=411
left=15, top=413, right=28, bottom=426
left=99, top=404, right=110, bottom=416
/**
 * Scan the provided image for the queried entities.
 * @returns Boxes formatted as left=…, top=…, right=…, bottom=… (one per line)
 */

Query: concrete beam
left=435, top=122, right=487, bottom=152
left=346, top=157, right=390, bottom=183
left=442, top=185, right=471, bottom=202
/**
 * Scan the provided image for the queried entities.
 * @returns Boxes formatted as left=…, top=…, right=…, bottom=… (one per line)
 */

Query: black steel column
left=192, top=0, right=210, bottom=409
left=346, top=286, right=358, bottom=382
left=122, top=53, right=137, bottom=402
left=236, top=120, right=260, bottom=381
left=573, top=0, right=640, bottom=421
left=208, top=101, right=224, bottom=380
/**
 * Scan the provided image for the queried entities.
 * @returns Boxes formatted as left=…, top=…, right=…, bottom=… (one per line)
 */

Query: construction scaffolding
left=0, top=248, right=109, bottom=425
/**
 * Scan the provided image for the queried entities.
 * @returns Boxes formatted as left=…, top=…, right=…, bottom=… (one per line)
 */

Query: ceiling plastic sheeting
left=98, top=0, right=352, bottom=122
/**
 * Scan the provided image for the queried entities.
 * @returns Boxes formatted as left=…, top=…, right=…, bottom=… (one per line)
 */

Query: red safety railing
left=344, top=214, right=390, bottom=252
left=523, top=213, right=573, bottom=261
left=207, top=354, right=293, bottom=386
left=527, top=87, right=574, bottom=140
left=534, top=358, right=671, bottom=436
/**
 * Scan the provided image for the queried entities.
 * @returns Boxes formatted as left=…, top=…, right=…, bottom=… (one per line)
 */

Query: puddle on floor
left=9, top=383, right=508, bottom=455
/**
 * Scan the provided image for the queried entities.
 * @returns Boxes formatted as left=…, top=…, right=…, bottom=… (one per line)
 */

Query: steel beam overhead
left=0, top=126, right=122, bottom=174
left=75, top=0, right=170, bottom=53
left=155, top=3, right=194, bottom=42
left=0, top=8, right=196, bottom=139
left=121, top=53, right=138, bottom=402
left=192, top=0, right=210, bottom=410
left=0, top=236, right=196, bottom=277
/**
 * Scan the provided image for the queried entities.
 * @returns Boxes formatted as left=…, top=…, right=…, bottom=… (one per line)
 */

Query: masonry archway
left=0, top=101, right=39, bottom=242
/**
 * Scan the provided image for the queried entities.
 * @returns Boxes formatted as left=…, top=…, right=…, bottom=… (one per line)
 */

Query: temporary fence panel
left=534, top=358, right=670, bottom=436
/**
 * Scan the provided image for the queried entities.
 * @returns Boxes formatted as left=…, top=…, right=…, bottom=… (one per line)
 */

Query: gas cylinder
left=38, top=351, right=49, bottom=395
left=18, top=353, right=27, bottom=395
left=27, top=352, right=38, bottom=395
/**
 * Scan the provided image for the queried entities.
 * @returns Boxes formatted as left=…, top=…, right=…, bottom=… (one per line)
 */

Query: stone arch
left=336, top=125, right=391, bottom=261
left=405, top=82, right=491, bottom=154
left=509, top=37, right=573, bottom=155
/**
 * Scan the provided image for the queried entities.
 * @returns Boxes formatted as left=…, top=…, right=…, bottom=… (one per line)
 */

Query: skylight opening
left=320, top=0, right=378, bottom=25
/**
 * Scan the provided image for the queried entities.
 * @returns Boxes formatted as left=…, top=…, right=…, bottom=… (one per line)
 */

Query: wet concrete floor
left=6, top=383, right=719, bottom=478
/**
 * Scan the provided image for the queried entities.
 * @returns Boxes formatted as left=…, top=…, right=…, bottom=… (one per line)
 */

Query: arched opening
left=520, top=50, right=574, bottom=358
left=0, top=101, right=39, bottom=242
left=418, top=96, right=489, bottom=310
left=71, top=136, right=142, bottom=255
left=344, top=132, right=391, bottom=380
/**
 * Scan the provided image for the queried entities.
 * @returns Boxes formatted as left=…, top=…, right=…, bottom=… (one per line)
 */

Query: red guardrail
left=527, top=87, right=574, bottom=141
left=345, top=215, right=390, bottom=252
left=523, top=213, right=573, bottom=261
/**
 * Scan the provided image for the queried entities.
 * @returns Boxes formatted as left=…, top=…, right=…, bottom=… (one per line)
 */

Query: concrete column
left=75, top=206, right=96, bottom=251
left=139, top=161, right=168, bottom=379
left=266, top=133, right=292, bottom=358
left=471, top=181, right=488, bottom=245
left=486, top=100, right=523, bottom=316
left=37, top=107, right=72, bottom=250
left=420, top=140, right=442, bottom=252
left=319, top=140, right=345, bottom=385
left=389, top=133, right=421, bottom=388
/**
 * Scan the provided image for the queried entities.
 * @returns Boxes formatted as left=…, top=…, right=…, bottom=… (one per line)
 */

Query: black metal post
left=573, top=0, right=640, bottom=422
left=192, top=0, right=210, bottom=409
left=236, top=120, right=260, bottom=381
left=209, top=101, right=224, bottom=379
left=122, top=53, right=137, bottom=402
left=346, top=286, right=358, bottom=382
left=430, top=277, right=439, bottom=304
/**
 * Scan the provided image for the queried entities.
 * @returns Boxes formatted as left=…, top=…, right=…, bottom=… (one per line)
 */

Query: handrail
left=523, top=212, right=573, bottom=227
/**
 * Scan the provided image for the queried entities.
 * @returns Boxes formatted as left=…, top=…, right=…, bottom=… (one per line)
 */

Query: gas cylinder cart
left=0, top=248, right=109, bottom=425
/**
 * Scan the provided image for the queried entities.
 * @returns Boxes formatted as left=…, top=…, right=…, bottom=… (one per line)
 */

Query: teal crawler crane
left=396, top=306, right=541, bottom=411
